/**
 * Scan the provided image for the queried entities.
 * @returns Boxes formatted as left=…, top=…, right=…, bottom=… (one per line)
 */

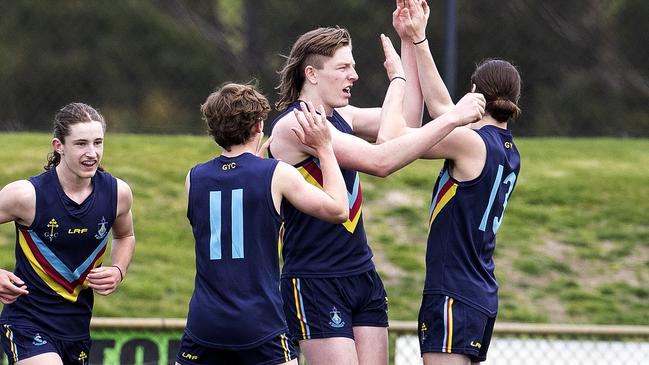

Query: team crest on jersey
left=44, top=218, right=59, bottom=241
left=95, top=217, right=108, bottom=239
left=329, top=306, right=345, bottom=328
left=32, top=333, right=47, bottom=346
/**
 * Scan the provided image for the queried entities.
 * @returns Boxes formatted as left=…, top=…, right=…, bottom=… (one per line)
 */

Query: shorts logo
left=95, top=217, right=108, bottom=239
left=420, top=322, right=428, bottom=344
left=32, top=333, right=47, bottom=346
left=78, top=351, right=88, bottom=361
left=182, top=352, right=198, bottom=360
left=328, top=306, right=345, bottom=328
left=470, top=341, right=482, bottom=349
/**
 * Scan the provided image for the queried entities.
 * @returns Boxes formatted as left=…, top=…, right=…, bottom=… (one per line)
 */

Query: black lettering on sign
left=120, top=338, right=159, bottom=364
left=167, top=339, right=182, bottom=365
left=89, top=339, right=115, bottom=364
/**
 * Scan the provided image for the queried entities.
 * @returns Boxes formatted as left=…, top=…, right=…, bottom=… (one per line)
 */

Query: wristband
left=390, top=76, right=407, bottom=83
left=112, top=265, right=124, bottom=282
left=413, top=37, right=427, bottom=45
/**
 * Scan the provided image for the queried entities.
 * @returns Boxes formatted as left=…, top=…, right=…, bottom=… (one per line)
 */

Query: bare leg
left=353, top=326, right=388, bottom=365
left=16, top=352, right=64, bottom=365
left=423, top=352, right=471, bottom=365
left=299, top=337, right=359, bottom=365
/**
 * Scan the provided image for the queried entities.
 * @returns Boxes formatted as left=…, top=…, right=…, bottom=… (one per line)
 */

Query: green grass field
left=1, top=133, right=648, bottom=324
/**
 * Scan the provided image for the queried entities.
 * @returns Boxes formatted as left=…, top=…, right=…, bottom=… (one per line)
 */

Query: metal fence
left=4, top=318, right=646, bottom=365
left=390, top=321, right=649, bottom=365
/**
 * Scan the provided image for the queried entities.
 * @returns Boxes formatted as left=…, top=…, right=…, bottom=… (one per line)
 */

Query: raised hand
left=450, top=89, right=486, bottom=126
left=402, top=0, right=430, bottom=43
left=393, top=0, right=410, bottom=40
left=0, top=269, right=29, bottom=304
left=291, top=101, right=332, bottom=152
left=381, top=34, right=405, bottom=81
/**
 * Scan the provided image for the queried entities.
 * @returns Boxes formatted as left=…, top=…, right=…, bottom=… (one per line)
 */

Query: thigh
left=1, top=324, right=62, bottom=365
left=418, top=294, right=492, bottom=362
left=353, top=326, right=387, bottom=365
left=281, top=277, right=354, bottom=342
left=298, top=337, right=358, bottom=365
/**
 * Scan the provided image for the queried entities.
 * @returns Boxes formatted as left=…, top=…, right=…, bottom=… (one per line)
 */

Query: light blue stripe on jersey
left=29, top=230, right=109, bottom=282
left=231, top=188, right=244, bottom=259
left=209, top=191, right=222, bottom=260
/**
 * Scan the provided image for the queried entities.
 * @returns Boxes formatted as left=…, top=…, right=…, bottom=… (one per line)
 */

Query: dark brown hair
left=45, top=102, right=106, bottom=170
left=275, top=27, right=351, bottom=111
left=201, top=82, right=270, bottom=150
left=470, top=59, right=522, bottom=123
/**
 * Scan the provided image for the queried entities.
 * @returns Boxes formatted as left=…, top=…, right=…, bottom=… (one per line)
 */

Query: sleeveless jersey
left=184, top=153, right=286, bottom=349
left=1, top=168, right=117, bottom=340
left=424, top=125, right=520, bottom=315
left=270, top=101, right=373, bottom=278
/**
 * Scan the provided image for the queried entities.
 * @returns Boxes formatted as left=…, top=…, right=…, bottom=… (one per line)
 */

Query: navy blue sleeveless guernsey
left=270, top=101, right=373, bottom=278
left=424, top=125, right=520, bottom=316
left=1, top=168, right=117, bottom=340
left=184, top=153, right=286, bottom=349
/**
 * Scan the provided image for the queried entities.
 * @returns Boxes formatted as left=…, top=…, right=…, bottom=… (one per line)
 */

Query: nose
left=85, top=145, right=98, bottom=157
left=349, top=67, right=359, bottom=82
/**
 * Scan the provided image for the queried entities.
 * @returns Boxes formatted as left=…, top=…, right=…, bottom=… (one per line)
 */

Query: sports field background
left=1, top=1, right=648, bottom=363
left=1, top=134, right=648, bottom=325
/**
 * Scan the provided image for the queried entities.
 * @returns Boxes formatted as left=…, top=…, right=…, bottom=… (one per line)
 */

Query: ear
left=304, top=65, right=318, bottom=85
left=52, top=138, right=63, bottom=154
left=252, top=119, right=263, bottom=134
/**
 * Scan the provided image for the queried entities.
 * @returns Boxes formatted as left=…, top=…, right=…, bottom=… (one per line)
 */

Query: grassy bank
left=1, top=133, right=647, bottom=324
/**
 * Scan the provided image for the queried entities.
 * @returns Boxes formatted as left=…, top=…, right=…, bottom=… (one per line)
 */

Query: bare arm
left=273, top=102, right=349, bottom=223
left=271, top=97, right=483, bottom=178
left=393, top=0, right=424, bottom=126
left=403, top=0, right=454, bottom=118
left=0, top=181, right=33, bottom=303
left=87, top=179, right=135, bottom=296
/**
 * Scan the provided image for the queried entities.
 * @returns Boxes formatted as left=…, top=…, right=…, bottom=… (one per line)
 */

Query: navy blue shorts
left=418, top=294, right=495, bottom=362
left=0, top=323, right=90, bottom=365
left=280, top=269, right=389, bottom=342
left=176, top=332, right=296, bottom=365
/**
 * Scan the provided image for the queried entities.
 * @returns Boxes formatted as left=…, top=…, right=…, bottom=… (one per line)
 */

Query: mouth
left=81, top=160, right=97, bottom=169
left=343, top=86, right=352, bottom=97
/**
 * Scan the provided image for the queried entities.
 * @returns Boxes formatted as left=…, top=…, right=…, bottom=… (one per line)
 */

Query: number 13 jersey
left=424, top=125, right=520, bottom=316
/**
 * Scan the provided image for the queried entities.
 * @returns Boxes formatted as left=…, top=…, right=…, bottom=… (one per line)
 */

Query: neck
left=470, top=114, right=507, bottom=130
left=299, top=88, right=334, bottom=116
left=55, top=164, right=92, bottom=191
left=221, top=139, right=258, bottom=158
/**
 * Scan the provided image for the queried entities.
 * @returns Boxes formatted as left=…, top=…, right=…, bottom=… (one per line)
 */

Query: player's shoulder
left=1, top=179, right=35, bottom=201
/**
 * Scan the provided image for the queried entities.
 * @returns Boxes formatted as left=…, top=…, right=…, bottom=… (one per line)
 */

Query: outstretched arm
left=87, top=179, right=135, bottom=296
left=402, top=0, right=454, bottom=118
left=393, top=0, right=424, bottom=127
left=273, top=102, right=349, bottom=223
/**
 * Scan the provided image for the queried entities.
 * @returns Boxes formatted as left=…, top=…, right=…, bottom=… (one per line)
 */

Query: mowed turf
left=1, top=133, right=647, bottom=324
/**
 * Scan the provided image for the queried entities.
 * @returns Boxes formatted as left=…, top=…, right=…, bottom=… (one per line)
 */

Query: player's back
left=425, top=125, right=520, bottom=315
left=184, top=152, right=286, bottom=349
